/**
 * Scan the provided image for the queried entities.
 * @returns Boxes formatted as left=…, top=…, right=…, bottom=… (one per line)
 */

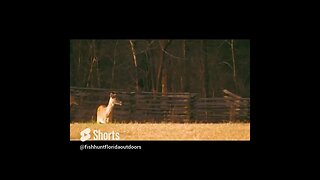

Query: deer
left=97, top=92, right=122, bottom=124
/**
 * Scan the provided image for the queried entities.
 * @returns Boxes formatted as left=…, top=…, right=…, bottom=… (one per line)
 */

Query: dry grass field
left=70, top=122, right=250, bottom=141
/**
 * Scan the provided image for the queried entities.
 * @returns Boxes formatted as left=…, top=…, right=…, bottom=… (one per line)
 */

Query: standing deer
left=97, top=92, right=122, bottom=124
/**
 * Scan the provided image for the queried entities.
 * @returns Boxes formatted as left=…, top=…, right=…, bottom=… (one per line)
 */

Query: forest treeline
left=70, top=40, right=250, bottom=97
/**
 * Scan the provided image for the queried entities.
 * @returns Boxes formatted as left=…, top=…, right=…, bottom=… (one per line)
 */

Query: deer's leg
left=97, top=116, right=105, bottom=124
left=97, top=106, right=107, bottom=124
left=106, top=117, right=109, bottom=123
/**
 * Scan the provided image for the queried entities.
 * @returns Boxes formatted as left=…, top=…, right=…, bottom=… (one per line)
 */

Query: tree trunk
left=77, top=41, right=81, bottom=87
left=162, top=59, right=167, bottom=95
left=230, top=39, right=237, bottom=91
left=199, top=40, right=208, bottom=97
left=129, top=40, right=139, bottom=92
left=86, top=40, right=96, bottom=87
left=111, top=40, right=118, bottom=89
left=147, top=50, right=155, bottom=92
left=201, top=40, right=209, bottom=97
left=180, top=40, right=186, bottom=92
left=95, top=41, right=100, bottom=88
left=184, top=40, right=189, bottom=92
left=156, top=40, right=171, bottom=94
left=156, top=43, right=163, bottom=92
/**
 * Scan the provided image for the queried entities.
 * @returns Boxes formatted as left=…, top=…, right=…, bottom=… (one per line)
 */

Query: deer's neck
left=108, top=98, right=115, bottom=107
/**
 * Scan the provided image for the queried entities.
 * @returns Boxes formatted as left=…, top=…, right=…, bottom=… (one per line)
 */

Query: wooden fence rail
left=70, top=87, right=250, bottom=123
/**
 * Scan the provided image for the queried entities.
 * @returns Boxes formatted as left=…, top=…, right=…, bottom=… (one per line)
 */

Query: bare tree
left=77, top=41, right=81, bottom=86
left=183, top=40, right=190, bottom=92
left=200, top=40, right=210, bottom=97
left=230, top=39, right=237, bottom=90
left=129, top=40, right=139, bottom=92
left=70, top=39, right=250, bottom=97
left=111, top=40, right=118, bottom=88
left=180, top=40, right=186, bottom=91
left=156, top=40, right=172, bottom=94
left=86, top=40, right=97, bottom=87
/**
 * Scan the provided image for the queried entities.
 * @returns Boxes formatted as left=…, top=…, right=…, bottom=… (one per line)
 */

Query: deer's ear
left=110, top=92, right=117, bottom=98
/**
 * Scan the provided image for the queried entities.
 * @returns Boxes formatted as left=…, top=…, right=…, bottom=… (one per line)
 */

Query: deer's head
left=109, top=92, right=122, bottom=106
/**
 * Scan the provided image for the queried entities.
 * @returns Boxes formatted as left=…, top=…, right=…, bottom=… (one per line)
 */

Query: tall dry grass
left=70, top=122, right=250, bottom=141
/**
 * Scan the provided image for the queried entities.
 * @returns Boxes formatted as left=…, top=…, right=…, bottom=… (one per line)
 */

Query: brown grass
left=70, top=122, right=250, bottom=141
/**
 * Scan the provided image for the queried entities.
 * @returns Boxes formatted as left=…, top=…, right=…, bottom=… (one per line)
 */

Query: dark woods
left=70, top=40, right=250, bottom=98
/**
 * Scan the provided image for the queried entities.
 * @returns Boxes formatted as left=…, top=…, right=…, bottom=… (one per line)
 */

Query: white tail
left=97, top=92, right=122, bottom=124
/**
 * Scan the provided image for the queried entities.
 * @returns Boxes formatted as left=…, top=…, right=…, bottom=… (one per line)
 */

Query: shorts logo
left=80, top=128, right=91, bottom=142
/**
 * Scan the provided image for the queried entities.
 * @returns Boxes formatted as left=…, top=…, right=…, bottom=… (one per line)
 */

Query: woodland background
left=70, top=40, right=250, bottom=97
